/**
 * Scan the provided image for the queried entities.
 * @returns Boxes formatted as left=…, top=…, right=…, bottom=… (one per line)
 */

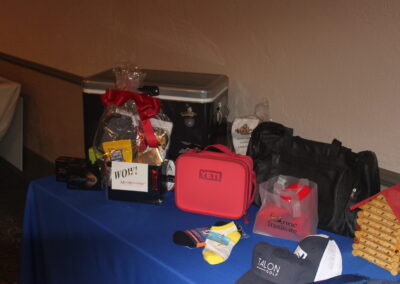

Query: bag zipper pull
left=350, top=188, right=357, bottom=200
left=244, top=212, right=249, bottom=224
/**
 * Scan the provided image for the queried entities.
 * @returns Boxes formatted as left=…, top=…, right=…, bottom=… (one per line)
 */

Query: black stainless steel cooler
left=82, top=69, right=229, bottom=160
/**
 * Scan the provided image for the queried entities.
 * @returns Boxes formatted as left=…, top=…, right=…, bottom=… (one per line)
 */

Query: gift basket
left=90, top=63, right=174, bottom=202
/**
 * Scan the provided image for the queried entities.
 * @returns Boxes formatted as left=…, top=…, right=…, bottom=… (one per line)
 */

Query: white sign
left=111, top=161, right=148, bottom=192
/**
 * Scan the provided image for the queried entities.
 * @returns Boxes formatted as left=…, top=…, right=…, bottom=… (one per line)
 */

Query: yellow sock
left=202, top=221, right=241, bottom=265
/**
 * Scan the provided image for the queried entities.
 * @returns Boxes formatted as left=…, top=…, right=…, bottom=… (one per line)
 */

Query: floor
left=0, top=158, right=27, bottom=284
left=0, top=152, right=53, bottom=284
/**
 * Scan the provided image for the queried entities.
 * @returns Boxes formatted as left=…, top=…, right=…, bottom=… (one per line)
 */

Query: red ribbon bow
left=101, top=89, right=161, bottom=148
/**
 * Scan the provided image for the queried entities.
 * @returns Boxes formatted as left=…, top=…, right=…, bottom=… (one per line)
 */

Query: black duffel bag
left=246, top=121, right=380, bottom=237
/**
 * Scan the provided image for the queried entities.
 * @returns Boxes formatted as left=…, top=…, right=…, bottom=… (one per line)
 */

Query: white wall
left=1, top=0, right=399, bottom=172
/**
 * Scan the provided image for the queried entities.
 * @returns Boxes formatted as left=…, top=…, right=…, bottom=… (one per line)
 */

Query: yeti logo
left=199, top=169, right=222, bottom=182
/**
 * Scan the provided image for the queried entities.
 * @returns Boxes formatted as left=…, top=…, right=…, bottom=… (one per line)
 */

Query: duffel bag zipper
left=344, top=185, right=359, bottom=236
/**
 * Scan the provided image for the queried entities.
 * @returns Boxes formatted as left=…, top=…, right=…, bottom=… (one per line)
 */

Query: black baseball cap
left=236, top=234, right=342, bottom=284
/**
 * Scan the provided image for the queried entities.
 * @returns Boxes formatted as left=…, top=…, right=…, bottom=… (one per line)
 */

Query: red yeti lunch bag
left=174, top=144, right=256, bottom=221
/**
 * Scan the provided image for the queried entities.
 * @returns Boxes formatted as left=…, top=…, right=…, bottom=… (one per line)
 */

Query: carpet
left=0, top=157, right=28, bottom=284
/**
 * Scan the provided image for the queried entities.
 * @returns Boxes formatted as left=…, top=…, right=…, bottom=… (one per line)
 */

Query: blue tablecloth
left=20, top=176, right=400, bottom=284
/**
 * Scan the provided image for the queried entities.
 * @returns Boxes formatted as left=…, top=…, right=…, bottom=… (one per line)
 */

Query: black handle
left=139, top=86, right=160, bottom=96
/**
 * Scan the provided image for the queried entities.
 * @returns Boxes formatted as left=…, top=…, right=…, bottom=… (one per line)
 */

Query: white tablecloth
left=0, top=77, right=21, bottom=140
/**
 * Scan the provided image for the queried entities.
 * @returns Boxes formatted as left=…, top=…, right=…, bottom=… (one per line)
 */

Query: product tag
left=184, top=227, right=210, bottom=249
left=237, top=225, right=250, bottom=239
left=150, top=118, right=173, bottom=137
left=206, top=231, right=230, bottom=246
left=231, top=118, right=260, bottom=155
left=111, top=161, right=148, bottom=192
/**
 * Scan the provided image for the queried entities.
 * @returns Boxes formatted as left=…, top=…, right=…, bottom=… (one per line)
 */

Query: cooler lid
left=82, top=69, right=228, bottom=103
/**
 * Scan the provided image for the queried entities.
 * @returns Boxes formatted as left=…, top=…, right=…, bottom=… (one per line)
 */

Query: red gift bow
left=101, top=89, right=160, bottom=148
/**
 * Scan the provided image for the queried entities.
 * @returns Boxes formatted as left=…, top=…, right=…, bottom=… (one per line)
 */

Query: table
left=20, top=176, right=400, bottom=284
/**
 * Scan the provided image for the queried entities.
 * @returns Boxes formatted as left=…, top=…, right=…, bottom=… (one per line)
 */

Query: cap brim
left=236, top=269, right=275, bottom=284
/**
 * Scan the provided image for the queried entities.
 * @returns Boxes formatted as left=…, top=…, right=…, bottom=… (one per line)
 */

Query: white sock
left=202, top=221, right=241, bottom=265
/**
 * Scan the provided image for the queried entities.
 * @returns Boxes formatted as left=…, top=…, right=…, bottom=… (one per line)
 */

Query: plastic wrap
left=112, top=62, right=146, bottom=92
left=231, top=98, right=270, bottom=155
left=91, top=64, right=173, bottom=188
left=253, top=175, right=318, bottom=241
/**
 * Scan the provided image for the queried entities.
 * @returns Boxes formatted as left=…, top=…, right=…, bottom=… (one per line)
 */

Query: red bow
left=101, top=89, right=161, bottom=148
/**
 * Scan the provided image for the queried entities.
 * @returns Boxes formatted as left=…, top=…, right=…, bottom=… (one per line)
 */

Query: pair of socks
left=173, top=221, right=241, bottom=265
left=202, top=221, right=241, bottom=265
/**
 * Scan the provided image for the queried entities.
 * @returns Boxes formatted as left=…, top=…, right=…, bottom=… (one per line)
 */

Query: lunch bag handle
left=203, top=144, right=235, bottom=155
left=205, top=144, right=257, bottom=206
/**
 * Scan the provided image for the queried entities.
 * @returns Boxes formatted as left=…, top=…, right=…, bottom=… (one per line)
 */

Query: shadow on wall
left=0, top=55, right=85, bottom=174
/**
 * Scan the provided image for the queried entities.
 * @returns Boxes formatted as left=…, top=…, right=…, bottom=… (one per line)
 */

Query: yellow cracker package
left=102, top=140, right=133, bottom=162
